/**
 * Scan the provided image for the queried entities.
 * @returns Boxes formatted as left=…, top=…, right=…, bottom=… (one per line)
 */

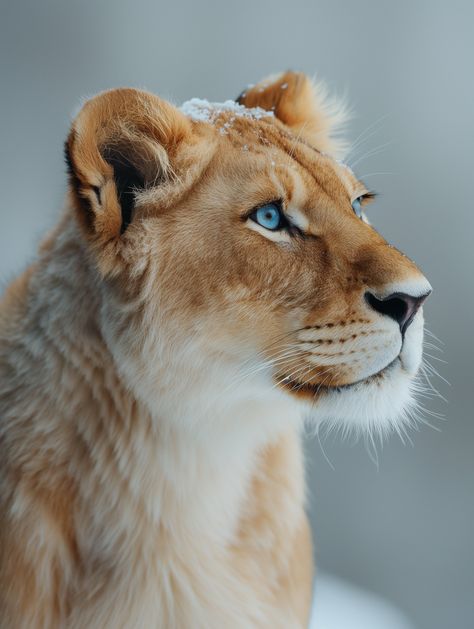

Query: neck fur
left=10, top=216, right=301, bottom=552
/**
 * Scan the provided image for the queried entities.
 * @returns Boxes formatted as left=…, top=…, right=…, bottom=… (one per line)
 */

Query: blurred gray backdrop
left=1, top=1, right=472, bottom=627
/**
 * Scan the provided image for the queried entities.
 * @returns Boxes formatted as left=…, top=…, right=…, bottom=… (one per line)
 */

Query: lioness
left=0, top=71, right=431, bottom=628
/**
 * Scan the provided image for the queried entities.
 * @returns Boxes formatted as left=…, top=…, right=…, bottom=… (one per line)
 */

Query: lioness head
left=65, top=71, right=431, bottom=437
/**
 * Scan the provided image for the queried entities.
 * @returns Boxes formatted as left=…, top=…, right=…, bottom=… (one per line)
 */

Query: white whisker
left=348, top=140, right=394, bottom=170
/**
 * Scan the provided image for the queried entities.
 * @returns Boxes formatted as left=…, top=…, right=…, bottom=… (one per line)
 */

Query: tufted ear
left=65, top=88, right=191, bottom=242
left=237, top=71, right=347, bottom=159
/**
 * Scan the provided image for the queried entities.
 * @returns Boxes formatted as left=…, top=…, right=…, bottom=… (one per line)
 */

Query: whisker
left=357, top=171, right=395, bottom=179
left=422, top=359, right=451, bottom=387
left=423, top=340, right=443, bottom=353
left=315, top=428, right=335, bottom=471
left=344, top=113, right=390, bottom=163
left=349, top=141, right=394, bottom=170
left=423, top=352, right=447, bottom=364
left=424, top=328, right=444, bottom=346
left=419, top=365, right=448, bottom=403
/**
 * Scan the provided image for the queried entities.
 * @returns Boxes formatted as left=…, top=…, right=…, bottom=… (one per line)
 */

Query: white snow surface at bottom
left=309, top=574, right=415, bottom=629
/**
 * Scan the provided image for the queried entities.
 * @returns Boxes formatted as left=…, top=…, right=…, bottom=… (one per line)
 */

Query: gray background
left=1, top=1, right=472, bottom=627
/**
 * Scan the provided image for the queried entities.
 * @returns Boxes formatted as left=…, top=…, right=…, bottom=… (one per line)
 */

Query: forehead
left=181, top=100, right=362, bottom=211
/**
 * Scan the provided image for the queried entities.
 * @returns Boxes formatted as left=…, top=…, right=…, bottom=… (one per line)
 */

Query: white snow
left=180, top=98, right=274, bottom=125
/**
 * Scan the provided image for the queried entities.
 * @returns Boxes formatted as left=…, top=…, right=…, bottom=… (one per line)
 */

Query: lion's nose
left=365, top=289, right=431, bottom=334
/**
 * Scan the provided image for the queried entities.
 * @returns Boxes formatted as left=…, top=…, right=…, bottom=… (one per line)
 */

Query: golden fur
left=0, top=71, right=430, bottom=627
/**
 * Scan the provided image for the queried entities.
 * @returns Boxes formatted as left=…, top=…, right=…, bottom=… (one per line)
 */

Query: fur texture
left=0, top=71, right=430, bottom=628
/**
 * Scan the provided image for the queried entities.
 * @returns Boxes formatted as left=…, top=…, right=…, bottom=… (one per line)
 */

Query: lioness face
left=66, top=72, right=431, bottom=435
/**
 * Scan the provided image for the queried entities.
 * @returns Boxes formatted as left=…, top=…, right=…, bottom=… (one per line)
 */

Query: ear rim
left=237, top=70, right=349, bottom=159
left=64, top=130, right=106, bottom=235
left=65, top=87, right=191, bottom=240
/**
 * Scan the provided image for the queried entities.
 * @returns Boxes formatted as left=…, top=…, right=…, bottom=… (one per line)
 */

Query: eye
left=250, top=202, right=287, bottom=231
left=351, top=196, right=363, bottom=218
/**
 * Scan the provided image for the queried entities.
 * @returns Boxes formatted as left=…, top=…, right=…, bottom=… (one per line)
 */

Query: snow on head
left=180, top=98, right=274, bottom=125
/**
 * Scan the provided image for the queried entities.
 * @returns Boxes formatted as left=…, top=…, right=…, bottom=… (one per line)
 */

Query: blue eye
left=352, top=197, right=363, bottom=218
left=251, top=203, right=286, bottom=231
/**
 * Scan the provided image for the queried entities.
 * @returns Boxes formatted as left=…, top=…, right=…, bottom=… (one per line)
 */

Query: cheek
left=235, top=239, right=326, bottom=308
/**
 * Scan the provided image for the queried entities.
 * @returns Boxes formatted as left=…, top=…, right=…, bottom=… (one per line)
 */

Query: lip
left=277, top=356, right=400, bottom=399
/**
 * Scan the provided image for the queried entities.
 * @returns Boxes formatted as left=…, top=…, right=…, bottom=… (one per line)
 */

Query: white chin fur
left=303, top=311, right=425, bottom=439
left=304, top=364, right=417, bottom=439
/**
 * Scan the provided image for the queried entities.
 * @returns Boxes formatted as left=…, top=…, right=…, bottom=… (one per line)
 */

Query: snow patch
left=180, top=98, right=274, bottom=125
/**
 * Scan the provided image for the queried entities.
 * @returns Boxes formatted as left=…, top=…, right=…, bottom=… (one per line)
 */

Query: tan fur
left=0, top=72, right=429, bottom=627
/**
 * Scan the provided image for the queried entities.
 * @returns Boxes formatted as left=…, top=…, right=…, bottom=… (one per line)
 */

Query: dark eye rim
left=351, top=191, right=377, bottom=218
left=246, top=199, right=291, bottom=232
left=244, top=200, right=306, bottom=238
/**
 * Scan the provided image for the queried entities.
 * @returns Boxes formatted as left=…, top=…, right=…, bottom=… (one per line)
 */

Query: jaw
left=279, top=312, right=426, bottom=439
left=299, top=362, right=418, bottom=438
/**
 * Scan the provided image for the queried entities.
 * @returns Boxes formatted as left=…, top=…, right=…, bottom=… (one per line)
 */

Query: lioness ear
left=65, top=88, right=191, bottom=240
left=237, top=71, right=347, bottom=159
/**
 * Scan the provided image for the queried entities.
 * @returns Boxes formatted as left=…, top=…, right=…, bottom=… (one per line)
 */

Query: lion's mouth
left=277, top=356, right=400, bottom=399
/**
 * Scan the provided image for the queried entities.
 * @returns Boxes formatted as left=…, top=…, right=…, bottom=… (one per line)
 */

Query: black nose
left=365, top=291, right=431, bottom=334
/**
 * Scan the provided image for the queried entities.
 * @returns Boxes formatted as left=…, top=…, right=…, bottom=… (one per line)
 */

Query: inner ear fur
left=65, top=88, right=191, bottom=239
left=237, top=71, right=348, bottom=159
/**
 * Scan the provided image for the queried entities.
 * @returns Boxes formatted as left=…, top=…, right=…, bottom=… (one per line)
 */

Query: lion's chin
left=299, top=360, right=419, bottom=438
left=276, top=312, right=426, bottom=438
